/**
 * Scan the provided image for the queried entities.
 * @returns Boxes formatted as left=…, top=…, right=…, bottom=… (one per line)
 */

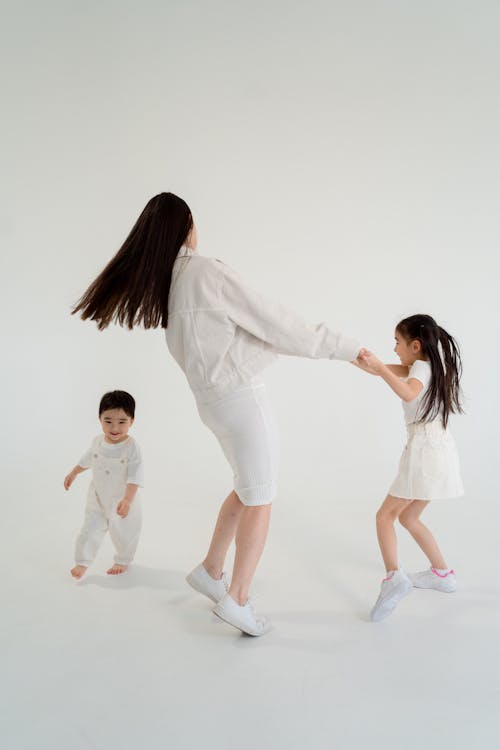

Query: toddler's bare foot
left=107, top=563, right=128, bottom=575
left=71, top=565, right=87, bottom=579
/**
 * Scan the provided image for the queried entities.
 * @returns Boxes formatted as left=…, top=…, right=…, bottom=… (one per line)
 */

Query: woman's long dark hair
left=72, top=192, right=193, bottom=329
left=397, top=314, right=463, bottom=428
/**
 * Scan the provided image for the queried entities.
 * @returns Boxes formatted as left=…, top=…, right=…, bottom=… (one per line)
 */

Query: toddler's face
left=99, top=408, right=134, bottom=443
left=394, top=331, right=422, bottom=366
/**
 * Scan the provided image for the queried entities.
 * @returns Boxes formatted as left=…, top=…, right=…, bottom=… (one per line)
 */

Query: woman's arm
left=358, top=351, right=422, bottom=402
left=219, top=262, right=362, bottom=362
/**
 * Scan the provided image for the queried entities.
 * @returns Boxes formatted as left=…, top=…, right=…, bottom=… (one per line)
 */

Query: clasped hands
left=353, top=348, right=384, bottom=375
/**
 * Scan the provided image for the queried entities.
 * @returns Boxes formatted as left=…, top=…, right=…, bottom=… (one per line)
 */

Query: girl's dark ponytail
left=437, top=325, right=463, bottom=428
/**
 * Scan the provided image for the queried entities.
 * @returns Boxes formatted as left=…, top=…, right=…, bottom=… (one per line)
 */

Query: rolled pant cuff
left=236, top=484, right=277, bottom=506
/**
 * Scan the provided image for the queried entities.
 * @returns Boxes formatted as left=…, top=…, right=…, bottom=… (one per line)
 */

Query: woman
left=73, top=192, right=362, bottom=636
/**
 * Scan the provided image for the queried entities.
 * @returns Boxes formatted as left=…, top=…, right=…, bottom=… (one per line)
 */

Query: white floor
left=3, top=485, right=500, bottom=750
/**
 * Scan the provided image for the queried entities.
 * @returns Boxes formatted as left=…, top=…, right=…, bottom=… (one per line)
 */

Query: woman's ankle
left=203, top=559, right=223, bottom=580
left=228, top=585, right=248, bottom=606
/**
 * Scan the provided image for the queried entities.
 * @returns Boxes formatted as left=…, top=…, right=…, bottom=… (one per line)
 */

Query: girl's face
left=99, top=408, right=134, bottom=443
left=394, top=330, right=423, bottom=366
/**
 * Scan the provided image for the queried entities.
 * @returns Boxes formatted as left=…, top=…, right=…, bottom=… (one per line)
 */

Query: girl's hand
left=64, top=472, right=75, bottom=490
left=353, top=357, right=378, bottom=375
left=358, top=349, right=384, bottom=375
left=353, top=348, right=380, bottom=375
left=117, top=499, right=131, bottom=518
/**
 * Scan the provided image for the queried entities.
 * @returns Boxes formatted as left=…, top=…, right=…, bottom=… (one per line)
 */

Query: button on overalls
left=75, top=439, right=142, bottom=566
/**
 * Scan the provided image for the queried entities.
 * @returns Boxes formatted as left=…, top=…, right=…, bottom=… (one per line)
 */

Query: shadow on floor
left=76, top=565, right=187, bottom=591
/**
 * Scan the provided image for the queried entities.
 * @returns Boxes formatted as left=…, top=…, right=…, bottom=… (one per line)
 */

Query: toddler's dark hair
left=99, top=390, right=136, bottom=419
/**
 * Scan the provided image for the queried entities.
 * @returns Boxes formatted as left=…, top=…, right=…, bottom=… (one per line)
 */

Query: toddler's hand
left=64, top=472, right=75, bottom=490
left=117, top=499, right=131, bottom=518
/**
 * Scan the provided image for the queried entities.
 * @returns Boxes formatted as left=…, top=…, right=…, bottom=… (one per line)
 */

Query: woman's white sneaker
left=186, top=563, right=229, bottom=603
left=409, top=568, right=456, bottom=592
left=213, top=593, right=272, bottom=636
left=370, top=568, right=413, bottom=622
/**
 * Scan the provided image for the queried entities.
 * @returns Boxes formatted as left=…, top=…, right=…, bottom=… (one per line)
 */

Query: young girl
left=64, top=390, right=144, bottom=580
left=356, top=314, right=464, bottom=622
left=72, top=192, right=363, bottom=635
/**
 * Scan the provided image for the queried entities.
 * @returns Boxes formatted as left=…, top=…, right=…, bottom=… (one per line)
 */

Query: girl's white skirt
left=389, top=420, right=464, bottom=501
left=195, top=382, right=280, bottom=506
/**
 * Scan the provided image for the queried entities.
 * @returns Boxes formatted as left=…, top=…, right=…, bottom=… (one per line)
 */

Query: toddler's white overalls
left=75, top=441, right=142, bottom=566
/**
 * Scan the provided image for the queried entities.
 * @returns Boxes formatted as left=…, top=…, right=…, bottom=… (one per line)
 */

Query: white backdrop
left=2, top=2, right=500, bottom=748
left=3, top=0, right=498, bottom=526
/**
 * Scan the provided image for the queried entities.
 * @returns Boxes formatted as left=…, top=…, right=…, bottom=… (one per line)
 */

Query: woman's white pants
left=195, top=382, right=280, bottom=506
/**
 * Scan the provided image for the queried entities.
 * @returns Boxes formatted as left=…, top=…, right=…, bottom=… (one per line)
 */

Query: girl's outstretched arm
left=352, top=355, right=408, bottom=378
left=358, top=351, right=421, bottom=402
left=385, top=364, right=409, bottom=377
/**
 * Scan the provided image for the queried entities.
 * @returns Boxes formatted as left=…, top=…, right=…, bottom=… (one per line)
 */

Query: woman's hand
left=117, top=499, right=131, bottom=518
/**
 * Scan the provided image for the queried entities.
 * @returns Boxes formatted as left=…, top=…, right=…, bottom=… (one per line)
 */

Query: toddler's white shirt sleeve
left=220, top=262, right=361, bottom=362
left=127, top=440, right=144, bottom=487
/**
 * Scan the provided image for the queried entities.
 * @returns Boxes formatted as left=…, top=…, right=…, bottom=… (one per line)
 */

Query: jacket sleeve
left=219, top=261, right=361, bottom=362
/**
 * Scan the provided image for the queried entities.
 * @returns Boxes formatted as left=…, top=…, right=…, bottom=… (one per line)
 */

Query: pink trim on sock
left=383, top=571, right=396, bottom=582
left=431, top=568, right=455, bottom=578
